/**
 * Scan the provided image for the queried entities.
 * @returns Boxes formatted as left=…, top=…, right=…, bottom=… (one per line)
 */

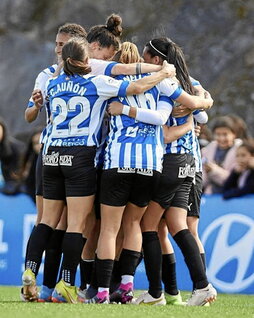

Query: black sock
left=43, top=229, right=65, bottom=289
left=25, top=225, right=36, bottom=269
left=26, top=223, right=53, bottom=275
left=110, top=260, right=121, bottom=293
left=119, top=249, right=141, bottom=277
left=61, top=232, right=85, bottom=285
left=80, top=258, right=94, bottom=290
left=173, top=229, right=208, bottom=289
left=142, top=231, right=162, bottom=298
left=162, top=253, right=178, bottom=295
left=200, top=253, right=206, bottom=271
left=96, top=258, right=114, bottom=288
left=89, top=254, right=98, bottom=289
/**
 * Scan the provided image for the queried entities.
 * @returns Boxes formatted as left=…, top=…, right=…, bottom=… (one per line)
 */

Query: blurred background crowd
left=1, top=114, right=254, bottom=201
left=0, top=0, right=254, bottom=201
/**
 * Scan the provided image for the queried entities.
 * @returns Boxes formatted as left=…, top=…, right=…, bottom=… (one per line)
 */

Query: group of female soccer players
left=21, top=13, right=217, bottom=307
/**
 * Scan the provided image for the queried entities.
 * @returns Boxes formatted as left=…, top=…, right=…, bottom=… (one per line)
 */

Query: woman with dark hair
left=87, top=13, right=122, bottom=61
left=21, top=36, right=174, bottom=304
left=202, top=115, right=242, bottom=194
left=0, top=117, right=22, bottom=194
left=223, top=140, right=254, bottom=199
left=23, top=23, right=88, bottom=303
left=20, top=128, right=42, bottom=202
left=109, top=37, right=216, bottom=306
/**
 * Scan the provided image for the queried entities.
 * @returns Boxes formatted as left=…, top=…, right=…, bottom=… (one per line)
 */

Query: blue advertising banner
left=0, top=193, right=253, bottom=294
left=135, top=195, right=254, bottom=294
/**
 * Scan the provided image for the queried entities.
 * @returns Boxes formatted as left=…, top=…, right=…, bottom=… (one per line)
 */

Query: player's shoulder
left=36, top=64, right=57, bottom=80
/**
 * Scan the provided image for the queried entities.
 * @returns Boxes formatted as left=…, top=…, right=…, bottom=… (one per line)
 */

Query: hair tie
left=149, top=41, right=167, bottom=58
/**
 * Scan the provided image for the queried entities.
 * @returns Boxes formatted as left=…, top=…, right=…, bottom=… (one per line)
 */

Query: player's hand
left=172, top=104, right=191, bottom=117
left=161, top=60, right=176, bottom=78
left=108, top=101, right=124, bottom=116
left=194, top=124, right=201, bottom=137
left=32, top=89, right=43, bottom=109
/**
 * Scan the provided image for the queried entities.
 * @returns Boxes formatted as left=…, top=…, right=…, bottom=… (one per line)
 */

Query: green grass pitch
left=0, top=286, right=253, bottom=318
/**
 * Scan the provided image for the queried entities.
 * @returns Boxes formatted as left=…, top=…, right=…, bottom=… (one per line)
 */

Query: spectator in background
left=198, top=124, right=213, bottom=149
left=20, top=128, right=42, bottom=202
left=223, top=140, right=254, bottom=199
left=202, top=116, right=242, bottom=194
left=227, top=114, right=250, bottom=140
left=0, top=117, right=23, bottom=194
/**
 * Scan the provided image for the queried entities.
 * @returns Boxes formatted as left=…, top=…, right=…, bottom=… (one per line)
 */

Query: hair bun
left=106, top=14, right=122, bottom=37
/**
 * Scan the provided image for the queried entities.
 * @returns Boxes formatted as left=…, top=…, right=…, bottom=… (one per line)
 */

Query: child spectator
left=223, top=140, right=254, bottom=199
left=202, top=116, right=242, bottom=194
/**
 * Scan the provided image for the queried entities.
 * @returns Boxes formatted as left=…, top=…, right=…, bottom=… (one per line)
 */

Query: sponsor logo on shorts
left=117, top=167, right=136, bottom=173
left=43, top=152, right=74, bottom=166
left=117, top=167, right=153, bottom=176
left=178, top=164, right=195, bottom=178
left=59, top=155, right=74, bottom=166
left=136, top=168, right=153, bottom=176
left=43, top=152, right=59, bottom=166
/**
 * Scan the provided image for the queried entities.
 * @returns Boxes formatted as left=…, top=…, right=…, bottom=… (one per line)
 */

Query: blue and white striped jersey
left=45, top=73, right=129, bottom=148
left=164, top=113, right=194, bottom=155
left=192, top=110, right=208, bottom=172
left=27, top=64, right=57, bottom=144
left=104, top=74, right=182, bottom=172
left=164, top=78, right=202, bottom=155
left=26, top=60, right=119, bottom=146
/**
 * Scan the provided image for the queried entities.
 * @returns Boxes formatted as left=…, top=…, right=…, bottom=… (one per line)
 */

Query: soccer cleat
left=37, top=285, right=54, bottom=302
left=51, top=279, right=78, bottom=304
left=21, top=269, right=38, bottom=302
left=165, top=291, right=186, bottom=305
left=134, top=291, right=166, bottom=306
left=186, top=283, right=217, bottom=306
left=78, top=285, right=98, bottom=302
left=110, top=283, right=134, bottom=304
left=85, top=291, right=109, bottom=304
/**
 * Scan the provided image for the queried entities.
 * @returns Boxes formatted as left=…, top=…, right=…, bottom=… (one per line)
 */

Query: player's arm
left=25, top=90, right=43, bottom=123
left=111, top=62, right=175, bottom=78
left=108, top=99, right=172, bottom=126
left=126, top=61, right=174, bottom=95
left=163, top=114, right=193, bottom=143
left=24, top=71, right=48, bottom=123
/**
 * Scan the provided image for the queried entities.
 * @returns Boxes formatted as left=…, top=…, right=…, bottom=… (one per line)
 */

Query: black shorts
left=43, top=146, right=96, bottom=200
left=100, top=168, right=160, bottom=207
left=153, top=153, right=195, bottom=210
left=35, top=148, right=43, bottom=196
left=187, top=171, right=203, bottom=218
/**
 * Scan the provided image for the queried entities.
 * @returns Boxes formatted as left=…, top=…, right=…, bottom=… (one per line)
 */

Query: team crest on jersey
left=43, top=152, right=59, bottom=166
left=59, top=155, right=74, bottom=166
left=178, top=164, right=195, bottom=178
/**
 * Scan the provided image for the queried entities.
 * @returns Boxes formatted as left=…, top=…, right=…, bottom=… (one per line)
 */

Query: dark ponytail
left=62, top=38, right=91, bottom=76
left=106, top=13, right=123, bottom=37
left=146, top=38, right=195, bottom=95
